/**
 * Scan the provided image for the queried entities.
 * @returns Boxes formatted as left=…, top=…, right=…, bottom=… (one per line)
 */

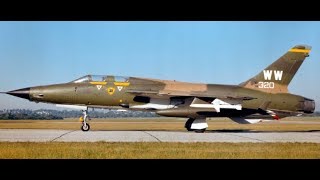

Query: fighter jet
left=2, top=45, right=315, bottom=133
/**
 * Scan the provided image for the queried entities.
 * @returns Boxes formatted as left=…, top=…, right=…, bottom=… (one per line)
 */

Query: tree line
left=0, top=109, right=319, bottom=120
left=0, top=109, right=159, bottom=120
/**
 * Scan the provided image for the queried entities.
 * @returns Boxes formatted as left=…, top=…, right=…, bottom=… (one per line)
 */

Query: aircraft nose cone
left=6, top=88, right=31, bottom=100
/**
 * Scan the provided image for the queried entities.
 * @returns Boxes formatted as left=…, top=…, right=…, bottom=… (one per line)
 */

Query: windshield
left=72, top=75, right=92, bottom=83
left=71, top=75, right=129, bottom=83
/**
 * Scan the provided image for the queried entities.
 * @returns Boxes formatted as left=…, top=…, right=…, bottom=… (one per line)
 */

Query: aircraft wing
left=126, top=89, right=256, bottom=101
left=127, top=89, right=256, bottom=113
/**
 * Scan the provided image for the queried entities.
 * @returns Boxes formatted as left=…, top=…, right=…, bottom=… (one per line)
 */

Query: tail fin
left=240, top=45, right=311, bottom=93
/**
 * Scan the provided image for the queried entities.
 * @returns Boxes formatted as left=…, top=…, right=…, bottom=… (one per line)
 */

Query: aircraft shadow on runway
left=93, top=129, right=320, bottom=133
left=205, top=129, right=320, bottom=133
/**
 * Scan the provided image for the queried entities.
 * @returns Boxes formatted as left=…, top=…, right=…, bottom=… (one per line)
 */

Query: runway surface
left=1, top=129, right=320, bottom=143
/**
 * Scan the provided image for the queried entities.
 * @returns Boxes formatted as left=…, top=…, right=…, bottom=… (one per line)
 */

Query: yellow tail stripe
left=90, top=82, right=107, bottom=85
left=289, top=49, right=311, bottom=53
left=114, top=82, right=130, bottom=86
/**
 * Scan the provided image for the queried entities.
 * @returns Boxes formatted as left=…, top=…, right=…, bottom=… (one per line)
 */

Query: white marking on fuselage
left=97, top=85, right=102, bottom=90
left=130, top=99, right=174, bottom=110
left=274, top=70, right=283, bottom=81
left=263, top=70, right=283, bottom=81
left=259, top=70, right=283, bottom=89
left=117, top=86, right=123, bottom=91
left=258, top=82, right=275, bottom=89
left=96, top=85, right=102, bottom=90
left=190, top=98, right=242, bottom=112
left=263, top=70, right=273, bottom=80
left=130, top=103, right=175, bottom=110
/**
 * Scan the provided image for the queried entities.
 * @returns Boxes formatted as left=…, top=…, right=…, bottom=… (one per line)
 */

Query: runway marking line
left=50, top=130, right=77, bottom=142
left=142, top=131, right=162, bottom=142
left=223, top=133, right=267, bottom=143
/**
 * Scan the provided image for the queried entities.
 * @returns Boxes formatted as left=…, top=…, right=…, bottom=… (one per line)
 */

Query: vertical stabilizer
left=240, top=45, right=311, bottom=93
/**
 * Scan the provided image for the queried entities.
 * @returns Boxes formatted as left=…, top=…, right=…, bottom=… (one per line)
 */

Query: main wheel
left=185, top=118, right=195, bottom=131
left=81, top=123, right=90, bottom=131
left=194, top=128, right=206, bottom=133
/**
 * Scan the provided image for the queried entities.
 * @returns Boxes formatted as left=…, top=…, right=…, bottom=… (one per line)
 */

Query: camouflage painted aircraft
left=2, top=45, right=315, bottom=133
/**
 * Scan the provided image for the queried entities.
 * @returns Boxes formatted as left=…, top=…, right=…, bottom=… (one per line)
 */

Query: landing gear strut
left=184, top=118, right=208, bottom=133
left=80, top=109, right=90, bottom=131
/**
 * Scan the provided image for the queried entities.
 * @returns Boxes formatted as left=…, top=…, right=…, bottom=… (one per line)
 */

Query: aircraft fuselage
left=3, top=45, right=315, bottom=132
left=15, top=77, right=313, bottom=119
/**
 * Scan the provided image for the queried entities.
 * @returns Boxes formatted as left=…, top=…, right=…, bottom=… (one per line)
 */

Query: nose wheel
left=81, top=123, right=90, bottom=131
left=80, top=109, right=90, bottom=131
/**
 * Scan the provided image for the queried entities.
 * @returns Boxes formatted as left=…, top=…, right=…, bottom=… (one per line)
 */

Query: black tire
left=185, top=118, right=195, bottom=131
left=81, top=123, right=90, bottom=131
left=194, top=128, right=206, bottom=133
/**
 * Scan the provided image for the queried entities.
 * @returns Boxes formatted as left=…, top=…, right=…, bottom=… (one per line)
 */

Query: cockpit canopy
left=71, top=75, right=129, bottom=83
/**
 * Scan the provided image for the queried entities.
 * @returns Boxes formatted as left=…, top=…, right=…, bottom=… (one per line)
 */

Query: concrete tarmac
left=0, top=129, right=320, bottom=143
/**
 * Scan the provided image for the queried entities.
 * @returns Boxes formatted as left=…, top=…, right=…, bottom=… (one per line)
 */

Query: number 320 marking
left=258, top=82, right=274, bottom=89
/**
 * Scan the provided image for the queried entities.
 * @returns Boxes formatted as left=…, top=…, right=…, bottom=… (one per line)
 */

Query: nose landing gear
left=80, top=109, right=90, bottom=131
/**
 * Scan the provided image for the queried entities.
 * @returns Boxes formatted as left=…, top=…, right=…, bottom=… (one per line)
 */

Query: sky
left=0, top=21, right=319, bottom=111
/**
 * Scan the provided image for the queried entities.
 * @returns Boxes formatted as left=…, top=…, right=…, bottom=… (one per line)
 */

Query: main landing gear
left=185, top=118, right=208, bottom=133
left=80, top=109, right=90, bottom=131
